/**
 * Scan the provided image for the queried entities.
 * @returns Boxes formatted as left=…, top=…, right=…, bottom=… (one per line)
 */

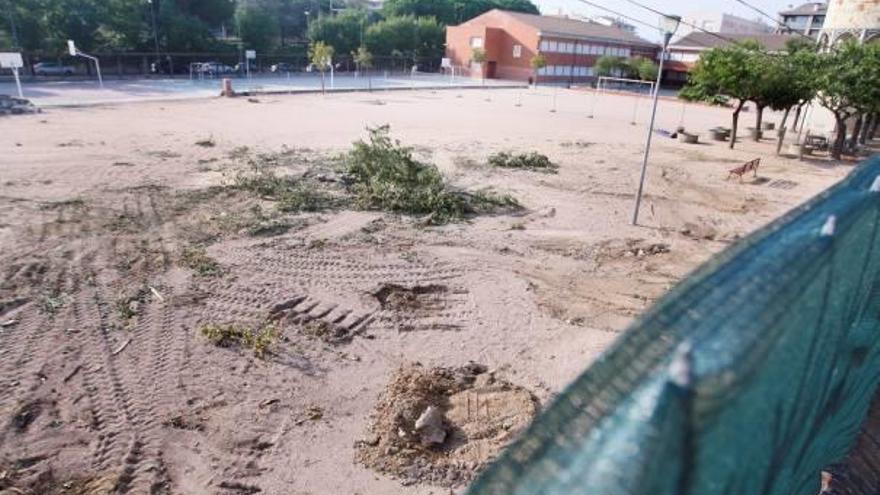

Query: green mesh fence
left=467, top=155, right=880, bottom=495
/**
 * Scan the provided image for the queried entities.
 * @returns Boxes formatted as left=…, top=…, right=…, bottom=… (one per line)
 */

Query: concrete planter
left=761, top=122, right=776, bottom=131
left=709, top=128, right=730, bottom=142
left=679, top=132, right=699, bottom=144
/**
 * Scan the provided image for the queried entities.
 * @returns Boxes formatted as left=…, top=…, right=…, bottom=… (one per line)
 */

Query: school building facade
left=445, top=10, right=659, bottom=84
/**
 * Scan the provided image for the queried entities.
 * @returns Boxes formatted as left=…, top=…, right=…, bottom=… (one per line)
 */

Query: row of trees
left=683, top=39, right=880, bottom=159
left=595, top=55, right=659, bottom=81
left=306, top=0, right=538, bottom=61
left=0, top=0, right=538, bottom=58
left=306, top=11, right=444, bottom=61
left=1, top=0, right=240, bottom=53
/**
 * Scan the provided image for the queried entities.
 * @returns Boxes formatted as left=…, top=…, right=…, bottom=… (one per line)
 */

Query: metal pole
left=632, top=33, right=670, bottom=226
left=589, top=80, right=600, bottom=118
left=12, top=67, right=22, bottom=98
left=95, top=57, right=103, bottom=88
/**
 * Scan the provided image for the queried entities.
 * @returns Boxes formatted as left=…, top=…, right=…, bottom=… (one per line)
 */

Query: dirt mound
left=356, top=363, right=538, bottom=487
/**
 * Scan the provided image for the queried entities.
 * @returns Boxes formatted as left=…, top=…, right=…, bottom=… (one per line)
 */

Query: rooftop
left=474, top=10, right=657, bottom=48
left=670, top=31, right=800, bottom=51
left=779, top=2, right=827, bottom=16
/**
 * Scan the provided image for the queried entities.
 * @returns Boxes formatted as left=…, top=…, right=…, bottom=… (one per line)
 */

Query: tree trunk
left=321, top=71, right=326, bottom=94
left=776, top=107, right=791, bottom=156
left=870, top=113, right=879, bottom=140
left=730, top=100, right=745, bottom=150
left=754, top=105, right=765, bottom=141
left=792, top=104, right=802, bottom=132
left=859, top=113, right=873, bottom=145
left=368, top=69, right=372, bottom=92
left=831, top=114, right=847, bottom=160
left=850, top=114, right=863, bottom=152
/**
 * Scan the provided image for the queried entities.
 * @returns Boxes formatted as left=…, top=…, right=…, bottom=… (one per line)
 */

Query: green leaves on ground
left=345, top=125, right=520, bottom=224
left=488, top=151, right=557, bottom=173
left=201, top=323, right=280, bottom=358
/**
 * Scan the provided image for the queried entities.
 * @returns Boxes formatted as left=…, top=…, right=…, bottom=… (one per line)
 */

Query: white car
left=34, top=62, right=76, bottom=76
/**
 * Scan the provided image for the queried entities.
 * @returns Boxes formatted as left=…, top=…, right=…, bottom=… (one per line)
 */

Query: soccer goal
left=590, top=76, right=657, bottom=124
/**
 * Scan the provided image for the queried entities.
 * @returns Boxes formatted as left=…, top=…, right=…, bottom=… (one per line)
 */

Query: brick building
left=445, top=10, right=658, bottom=84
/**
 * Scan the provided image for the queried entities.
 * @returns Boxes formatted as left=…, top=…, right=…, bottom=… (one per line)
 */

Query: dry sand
left=0, top=88, right=851, bottom=494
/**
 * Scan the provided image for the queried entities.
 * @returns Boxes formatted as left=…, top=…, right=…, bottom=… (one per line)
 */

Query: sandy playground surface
left=0, top=87, right=852, bottom=494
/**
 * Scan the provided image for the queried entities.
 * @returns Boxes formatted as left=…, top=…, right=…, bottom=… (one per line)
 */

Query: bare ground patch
left=356, top=363, right=538, bottom=487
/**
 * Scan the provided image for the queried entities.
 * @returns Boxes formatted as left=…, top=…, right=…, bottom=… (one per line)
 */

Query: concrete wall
left=445, top=10, right=540, bottom=80
left=825, top=0, right=880, bottom=29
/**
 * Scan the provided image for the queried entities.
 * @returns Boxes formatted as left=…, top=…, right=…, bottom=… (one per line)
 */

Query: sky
left=532, top=0, right=797, bottom=41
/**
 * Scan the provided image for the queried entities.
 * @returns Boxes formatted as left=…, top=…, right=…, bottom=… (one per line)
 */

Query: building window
left=470, top=37, right=484, bottom=49
left=620, top=48, right=631, bottom=57
left=513, top=44, right=522, bottom=58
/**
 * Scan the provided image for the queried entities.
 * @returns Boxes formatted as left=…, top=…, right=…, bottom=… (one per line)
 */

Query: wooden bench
left=728, top=158, right=761, bottom=181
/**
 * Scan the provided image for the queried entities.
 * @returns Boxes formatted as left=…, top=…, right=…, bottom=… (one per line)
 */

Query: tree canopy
left=1, top=0, right=530, bottom=58
left=382, top=0, right=539, bottom=25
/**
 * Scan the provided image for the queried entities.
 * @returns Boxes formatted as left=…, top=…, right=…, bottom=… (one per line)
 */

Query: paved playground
left=0, top=72, right=518, bottom=107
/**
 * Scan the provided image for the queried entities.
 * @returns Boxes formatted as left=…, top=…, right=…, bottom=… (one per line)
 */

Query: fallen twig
left=112, top=338, right=132, bottom=356
left=149, top=286, right=164, bottom=303
left=63, top=364, right=83, bottom=383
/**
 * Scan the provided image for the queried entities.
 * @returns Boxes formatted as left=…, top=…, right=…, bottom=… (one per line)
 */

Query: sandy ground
left=0, top=88, right=852, bottom=494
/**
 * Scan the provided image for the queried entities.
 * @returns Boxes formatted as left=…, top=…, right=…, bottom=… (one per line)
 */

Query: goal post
left=592, top=76, right=657, bottom=124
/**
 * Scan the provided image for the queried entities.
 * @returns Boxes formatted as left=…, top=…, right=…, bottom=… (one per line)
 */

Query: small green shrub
left=277, top=187, right=338, bottom=213
left=39, top=292, right=67, bottom=315
left=180, top=246, right=221, bottom=277
left=201, top=323, right=280, bottom=358
left=232, top=157, right=339, bottom=213
left=345, top=126, right=521, bottom=224
left=488, top=151, right=558, bottom=173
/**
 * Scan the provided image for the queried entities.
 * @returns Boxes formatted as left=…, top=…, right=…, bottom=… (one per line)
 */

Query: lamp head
left=661, top=15, right=681, bottom=36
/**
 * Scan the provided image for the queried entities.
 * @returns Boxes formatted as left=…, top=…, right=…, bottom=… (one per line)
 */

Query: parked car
left=235, top=61, right=258, bottom=74
left=34, top=62, right=76, bottom=76
left=195, top=62, right=234, bottom=76
left=270, top=62, right=294, bottom=73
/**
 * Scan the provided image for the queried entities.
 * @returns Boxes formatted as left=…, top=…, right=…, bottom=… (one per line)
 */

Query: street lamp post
left=631, top=14, right=681, bottom=226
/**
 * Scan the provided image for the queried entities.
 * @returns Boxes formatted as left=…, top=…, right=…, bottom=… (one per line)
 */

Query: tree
left=771, top=48, right=819, bottom=153
left=310, top=40, right=334, bottom=93
left=451, top=0, right=539, bottom=23
left=470, top=46, right=486, bottom=84
left=595, top=55, right=627, bottom=77
left=631, top=57, right=658, bottom=81
left=816, top=41, right=880, bottom=159
left=364, top=15, right=443, bottom=59
left=530, top=53, right=546, bottom=86
left=308, top=9, right=366, bottom=60
left=383, top=0, right=456, bottom=24
left=353, top=44, right=373, bottom=90
left=237, top=5, right=280, bottom=53
left=383, top=0, right=539, bottom=25
left=682, top=42, right=762, bottom=149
